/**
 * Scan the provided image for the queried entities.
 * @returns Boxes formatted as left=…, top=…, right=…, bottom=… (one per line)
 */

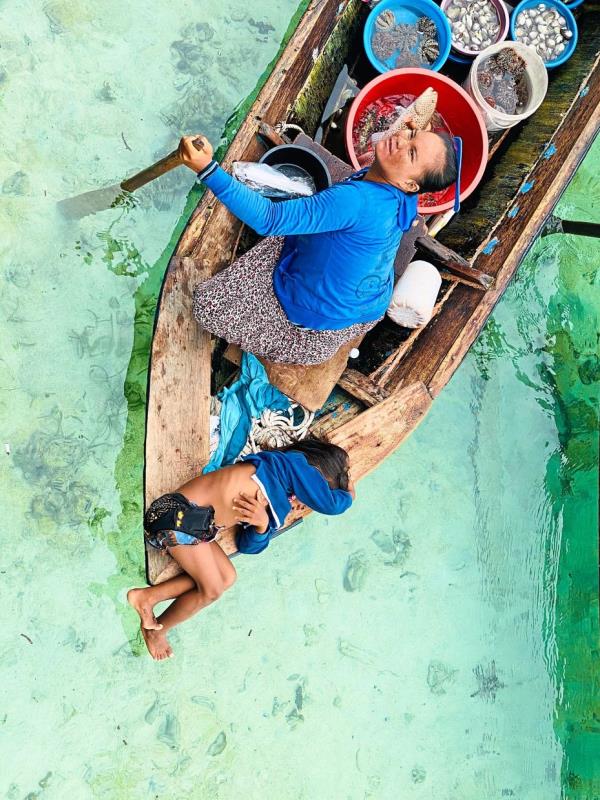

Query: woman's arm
left=199, top=162, right=363, bottom=237
left=178, top=135, right=363, bottom=237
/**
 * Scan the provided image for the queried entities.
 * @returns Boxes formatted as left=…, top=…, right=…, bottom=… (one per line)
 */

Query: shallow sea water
left=1, top=3, right=599, bottom=798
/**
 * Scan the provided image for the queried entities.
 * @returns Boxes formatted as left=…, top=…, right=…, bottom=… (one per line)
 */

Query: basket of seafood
left=364, top=0, right=452, bottom=73
left=346, top=68, right=489, bottom=214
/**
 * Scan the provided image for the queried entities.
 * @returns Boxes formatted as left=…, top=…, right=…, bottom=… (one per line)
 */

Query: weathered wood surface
left=326, top=382, right=432, bottom=480
left=257, top=121, right=288, bottom=148
left=291, top=1, right=364, bottom=137
left=224, top=336, right=364, bottom=412
left=415, top=235, right=493, bottom=288
left=336, top=368, right=390, bottom=407
left=377, top=41, right=600, bottom=395
left=371, top=281, right=458, bottom=387
left=144, top=259, right=212, bottom=585
left=144, top=0, right=358, bottom=584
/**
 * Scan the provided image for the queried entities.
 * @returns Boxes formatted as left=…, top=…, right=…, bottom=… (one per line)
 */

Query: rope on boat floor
left=240, top=404, right=315, bottom=455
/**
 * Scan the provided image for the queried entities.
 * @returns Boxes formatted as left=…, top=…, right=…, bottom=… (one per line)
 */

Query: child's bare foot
left=127, top=588, right=163, bottom=631
left=141, top=627, right=174, bottom=661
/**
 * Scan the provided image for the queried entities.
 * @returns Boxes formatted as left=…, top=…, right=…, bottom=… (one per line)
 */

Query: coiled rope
left=240, top=404, right=315, bottom=456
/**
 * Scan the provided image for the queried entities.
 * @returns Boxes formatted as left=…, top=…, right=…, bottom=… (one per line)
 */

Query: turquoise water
left=1, top=3, right=598, bottom=797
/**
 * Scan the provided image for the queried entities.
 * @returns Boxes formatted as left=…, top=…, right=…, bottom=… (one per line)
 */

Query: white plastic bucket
left=387, top=260, right=442, bottom=329
left=464, top=41, right=548, bottom=131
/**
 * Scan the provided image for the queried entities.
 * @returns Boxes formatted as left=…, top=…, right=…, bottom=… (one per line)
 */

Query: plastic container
left=510, top=0, right=578, bottom=69
left=345, top=68, right=489, bottom=214
left=448, top=50, right=473, bottom=65
left=363, top=0, right=451, bottom=73
left=387, top=260, right=442, bottom=328
left=442, top=0, right=510, bottom=57
left=259, top=144, right=331, bottom=193
left=464, top=41, right=548, bottom=131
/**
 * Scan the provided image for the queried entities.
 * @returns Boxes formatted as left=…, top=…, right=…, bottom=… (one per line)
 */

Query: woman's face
left=374, top=128, right=446, bottom=193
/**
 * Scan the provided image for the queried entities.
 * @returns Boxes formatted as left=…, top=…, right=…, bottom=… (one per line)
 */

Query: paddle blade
left=57, top=183, right=128, bottom=220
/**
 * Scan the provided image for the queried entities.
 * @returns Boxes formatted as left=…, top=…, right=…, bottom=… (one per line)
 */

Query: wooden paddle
left=58, top=137, right=206, bottom=219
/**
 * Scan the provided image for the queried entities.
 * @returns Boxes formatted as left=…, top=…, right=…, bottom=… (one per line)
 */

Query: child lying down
left=128, top=438, right=354, bottom=660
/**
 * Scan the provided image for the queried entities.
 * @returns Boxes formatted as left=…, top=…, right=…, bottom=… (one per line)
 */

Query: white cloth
left=387, top=260, right=442, bottom=329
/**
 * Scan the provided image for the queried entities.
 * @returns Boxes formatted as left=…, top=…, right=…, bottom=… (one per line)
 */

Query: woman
left=128, top=439, right=353, bottom=660
left=179, top=124, right=457, bottom=365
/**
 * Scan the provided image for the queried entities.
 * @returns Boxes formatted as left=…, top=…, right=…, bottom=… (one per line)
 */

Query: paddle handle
left=120, top=137, right=206, bottom=193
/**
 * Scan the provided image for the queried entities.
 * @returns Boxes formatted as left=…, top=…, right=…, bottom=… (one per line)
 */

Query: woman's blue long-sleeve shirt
left=198, top=160, right=418, bottom=331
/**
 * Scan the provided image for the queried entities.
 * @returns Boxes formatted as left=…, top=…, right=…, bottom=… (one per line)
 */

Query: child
left=128, top=438, right=353, bottom=660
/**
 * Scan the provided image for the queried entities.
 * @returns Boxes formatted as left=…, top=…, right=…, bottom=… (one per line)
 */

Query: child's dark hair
left=275, top=437, right=350, bottom=491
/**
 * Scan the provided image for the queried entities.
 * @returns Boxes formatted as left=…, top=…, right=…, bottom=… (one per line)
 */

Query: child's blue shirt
left=234, top=450, right=353, bottom=555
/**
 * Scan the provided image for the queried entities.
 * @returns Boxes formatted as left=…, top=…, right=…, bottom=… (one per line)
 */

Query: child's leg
left=128, top=537, right=235, bottom=630
left=158, top=541, right=236, bottom=631
left=128, top=574, right=195, bottom=630
left=140, top=542, right=236, bottom=660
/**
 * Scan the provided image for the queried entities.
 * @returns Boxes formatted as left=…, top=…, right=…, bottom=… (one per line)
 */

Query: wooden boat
left=145, top=0, right=600, bottom=584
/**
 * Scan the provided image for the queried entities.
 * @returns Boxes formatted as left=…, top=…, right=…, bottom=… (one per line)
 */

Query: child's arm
left=233, top=491, right=273, bottom=555
left=236, top=523, right=273, bottom=555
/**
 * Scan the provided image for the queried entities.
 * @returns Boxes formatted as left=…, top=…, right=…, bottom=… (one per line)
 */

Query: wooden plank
left=337, top=368, right=390, bottom=406
left=234, top=335, right=364, bottom=411
left=325, top=382, right=432, bottom=481
left=257, top=121, right=288, bottom=148
left=290, top=1, right=364, bottom=136
left=145, top=258, right=212, bottom=584
left=437, top=270, right=484, bottom=291
left=224, top=342, right=243, bottom=366
left=310, top=396, right=363, bottom=439
left=487, top=128, right=512, bottom=161
left=415, top=235, right=494, bottom=288
left=226, top=344, right=388, bottom=409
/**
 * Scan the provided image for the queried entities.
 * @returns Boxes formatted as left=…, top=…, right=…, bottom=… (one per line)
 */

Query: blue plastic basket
left=363, top=0, right=452, bottom=74
left=510, top=0, right=578, bottom=68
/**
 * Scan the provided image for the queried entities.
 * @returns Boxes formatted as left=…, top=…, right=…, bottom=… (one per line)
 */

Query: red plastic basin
left=345, top=69, right=489, bottom=215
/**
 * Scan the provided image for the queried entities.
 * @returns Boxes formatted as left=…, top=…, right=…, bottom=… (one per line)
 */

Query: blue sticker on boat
left=543, top=144, right=557, bottom=160
left=507, top=206, right=520, bottom=218
left=520, top=181, right=535, bottom=194
left=482, top=238, right=499, bottom=255
left=580, top=86, right=590, bottom=97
